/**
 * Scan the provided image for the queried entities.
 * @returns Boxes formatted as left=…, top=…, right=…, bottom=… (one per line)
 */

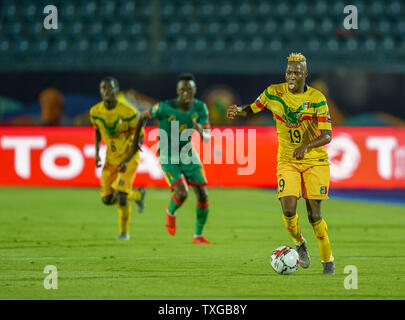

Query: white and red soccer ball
left=270, top=246, right=300, bottom=275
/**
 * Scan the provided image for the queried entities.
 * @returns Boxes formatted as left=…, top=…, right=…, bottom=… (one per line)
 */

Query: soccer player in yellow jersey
left=227, top=53, right=335, bottom=274
left=89, top=77, right=146, bottom=241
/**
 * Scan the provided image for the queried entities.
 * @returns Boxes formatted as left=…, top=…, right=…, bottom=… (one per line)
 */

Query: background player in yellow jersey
left=89, top=77, right=146, bottom=241
left=227, top=53, right=335, bottom=274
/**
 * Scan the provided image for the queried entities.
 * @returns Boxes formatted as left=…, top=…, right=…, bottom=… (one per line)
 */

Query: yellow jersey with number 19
left=250, top=82, right=332, bottom=165
left=89, top=101, right=139, bottom=166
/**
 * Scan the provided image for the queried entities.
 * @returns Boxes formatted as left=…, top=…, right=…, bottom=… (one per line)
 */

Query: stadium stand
left=0, top=0, right=404, bottom=72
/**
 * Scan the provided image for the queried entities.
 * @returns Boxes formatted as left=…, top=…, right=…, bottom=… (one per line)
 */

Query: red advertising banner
left=1, top=126, right=405, bottom=188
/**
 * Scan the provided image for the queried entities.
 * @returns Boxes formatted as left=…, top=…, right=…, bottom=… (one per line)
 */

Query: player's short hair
left=101, top=76, right=119, bottom=90
left=177, top=73, right=196, bottom=83
left=287, top=52, right=307, bottom=63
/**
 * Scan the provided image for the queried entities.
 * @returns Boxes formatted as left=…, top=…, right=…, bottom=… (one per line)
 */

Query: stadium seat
left=68, top=21, right=84, bottom=37
left=74, top=39, right=89, bottom=53
left=249, top=37, right=265, bottom=52
left=82, top=1, right=97, bottom=19
left=53, top=38, right=69, bottom=53
left=178, top=3, right=194, bottom=18
left=224, top=22, right=240, bottom=37
left=127, top=22, right=143, bottom=37
left=119, top=1, right=135, bottom=20
left=313, top=1, right=328, bottom=18
left=13, top=38, right=29, bottom=54
left=100, top=2, right=116, bottom=19
left=107, top=22, right=123, bottom=37
left=199, top=4, right=215, bottom=18
left=91, top=39, right=109, bottom=53
left=218, top=3, right=234, bottom=18
left=395, top=21, right=405, bottom=39
left=7, top=21, right=23, bottom=37
left=242, top=22, right=259, bottom=36
left=0, top=38, right=10, bottom=54
left=129, top=38, right=148, bottom=53
left=190, top=38, right=208, bottom=53
left=231, top=39, right=247, bottom=53
left=61, top=2, right=77, bottom=21
left=21, top=3, right=37, bottom=21
left=377, top=20, right=392, bottom=37
left=32, top=39, right=49, bottom=54
left=184, top=22, right=202, bottom=36
left=206, top=22, right=221, bottom=36
left=88, top=22, right=103, bottom=37
left=387, top=1, right=402, bottom=19
left=112, top=39, right=129, bottom=53
left=1, top=2, right=17, bottom=18
left=325, top=39, right=339, bottom=52
left=293, top=2, right=309, bottom=18
left=363, top=38, right=377, bottom=52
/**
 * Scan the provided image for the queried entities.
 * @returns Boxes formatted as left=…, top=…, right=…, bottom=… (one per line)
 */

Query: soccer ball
left=270, top=246, right=300, bottom=275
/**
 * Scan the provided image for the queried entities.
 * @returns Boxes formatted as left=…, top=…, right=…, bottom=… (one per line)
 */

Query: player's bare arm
left=192, top=119, right=210, bottom=143
left=94, top=128, right=102, bottom=168
left=118, top=111, right=148, bottom=172
left=227, top=104, right=254, bottom=119
left=293, top=129, right=332, bottom=160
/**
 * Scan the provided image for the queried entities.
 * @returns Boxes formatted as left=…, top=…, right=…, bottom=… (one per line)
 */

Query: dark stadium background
left=0, top=0, right=404, bottom=201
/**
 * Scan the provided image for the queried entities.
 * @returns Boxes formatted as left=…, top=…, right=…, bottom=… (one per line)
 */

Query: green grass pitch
left=0, top=187, right=404, bottom=300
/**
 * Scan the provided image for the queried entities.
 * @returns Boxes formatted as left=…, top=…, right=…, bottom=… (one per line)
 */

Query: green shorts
left=161, top=163, right=207, bottom=190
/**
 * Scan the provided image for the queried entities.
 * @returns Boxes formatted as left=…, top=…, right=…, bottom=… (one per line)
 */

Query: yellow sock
left=282, top=213, right=304, bottom=246
left=312, top=218, right=333, bottom=263
left=128, top=190, right=141, bottom=201
left=118, top=205, right=132, bottom=234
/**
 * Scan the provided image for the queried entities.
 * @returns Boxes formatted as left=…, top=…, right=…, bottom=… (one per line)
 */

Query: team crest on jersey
left=276, top=90, right=283, bottom=97
left=168, top=115, right=176, bottom=122
left=282, top=105, right=303, bottom=127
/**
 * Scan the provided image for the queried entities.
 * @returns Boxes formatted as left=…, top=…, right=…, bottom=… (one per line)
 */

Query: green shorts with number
left=161, top=163, right=207, bottom=190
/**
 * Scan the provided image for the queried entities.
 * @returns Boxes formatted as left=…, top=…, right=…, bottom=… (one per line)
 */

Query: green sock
left=195, top=201, right=209, bottom=236
left=168, top=194, right=183, bottom=215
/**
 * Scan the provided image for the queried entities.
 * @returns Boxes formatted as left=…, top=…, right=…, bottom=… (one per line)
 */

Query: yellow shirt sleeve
left=250, top=86, right=272, bottom=114
left=89, top=107, right=98, bottom=129
left=313, top=93, right=332, bottom=130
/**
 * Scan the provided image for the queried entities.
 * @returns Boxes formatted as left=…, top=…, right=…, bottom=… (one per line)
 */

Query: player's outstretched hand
left=192, top=118, right=202, bottom=134
left=227, top=104, right=239, bottom=120
left=95, top=154, right=102, bottom=168
left=293, top=144, right=309, bottom=160
left=118, top=161, right=128, bottom=173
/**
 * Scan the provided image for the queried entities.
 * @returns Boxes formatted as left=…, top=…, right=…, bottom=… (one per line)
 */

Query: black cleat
left=296, top=238, right=311, bottom=269
left=322, top=260, right=335, bottom=274
left=135, top=187, right=146, bottom=213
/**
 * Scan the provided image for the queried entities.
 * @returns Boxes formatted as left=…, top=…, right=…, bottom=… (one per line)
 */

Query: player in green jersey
left=124, top=73, right=212, bottom=244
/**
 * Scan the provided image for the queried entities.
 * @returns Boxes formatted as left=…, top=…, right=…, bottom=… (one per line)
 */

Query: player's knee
left=306, top=199, right=322, bottom=223
left=308, top=212, right=322, bottom=224
left=118, top=192, right=129, bottom=206
left=198, top=190, right=208, bottom=204
left=280, top=196, right=297, bottom=217
left=175, top=189, right=188, bottom=203
left=282, top=209, right=296, bottom=218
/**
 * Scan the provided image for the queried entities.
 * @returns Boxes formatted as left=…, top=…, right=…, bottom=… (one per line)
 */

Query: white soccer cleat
left=117, top=233, right=130, bottom=240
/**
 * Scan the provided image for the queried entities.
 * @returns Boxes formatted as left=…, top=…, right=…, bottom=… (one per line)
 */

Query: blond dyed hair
left=287, top=52, right=307, bottom=62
